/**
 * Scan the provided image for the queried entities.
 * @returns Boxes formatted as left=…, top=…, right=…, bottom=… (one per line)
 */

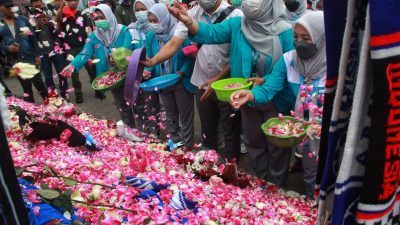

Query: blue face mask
left=135, top=10, right=148, bottom=23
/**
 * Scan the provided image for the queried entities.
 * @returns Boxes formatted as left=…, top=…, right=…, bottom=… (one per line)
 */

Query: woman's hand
left=248, top=77, right=265, bottom=86
left=199, top=78, right=216, bottom=102
left=60, top=65, right=74, bottom=78
left=140, top=57, right=154, bottom=67
left=230, top=90, right=254, bottom=109
left=167, top=1, right=192, bottom=25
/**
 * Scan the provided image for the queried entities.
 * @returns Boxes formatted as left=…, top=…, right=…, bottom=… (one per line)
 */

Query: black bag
left=197, top=6, right=235, bottom=49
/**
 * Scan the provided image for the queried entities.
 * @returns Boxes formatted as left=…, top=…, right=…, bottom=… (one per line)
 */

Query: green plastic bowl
left=261, top=116, right=308, bottom=148
left=112, top=48, right=132, bottom=70
left=211, top=78, right=253, bottom=102
left=92, top=69, right=126, bottom=92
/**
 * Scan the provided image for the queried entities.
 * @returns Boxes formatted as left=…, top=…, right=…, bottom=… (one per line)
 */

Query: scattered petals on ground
left=7, top=97, right=316, bottom=224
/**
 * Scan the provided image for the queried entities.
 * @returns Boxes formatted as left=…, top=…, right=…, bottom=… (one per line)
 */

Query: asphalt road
left=4, top=71, right=305, bottom=195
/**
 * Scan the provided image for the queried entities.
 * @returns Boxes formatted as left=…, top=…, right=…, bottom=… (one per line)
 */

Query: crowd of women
left=0, top=0, right=325, bottom=200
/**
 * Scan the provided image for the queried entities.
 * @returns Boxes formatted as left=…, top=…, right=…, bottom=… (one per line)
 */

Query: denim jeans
left=41, top=53, right=68, bottom=96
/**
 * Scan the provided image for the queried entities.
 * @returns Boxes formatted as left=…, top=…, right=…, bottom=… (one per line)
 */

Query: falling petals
left=76, top=16, right=84, bottom=27
left=64, top=43, right=71, bottom=50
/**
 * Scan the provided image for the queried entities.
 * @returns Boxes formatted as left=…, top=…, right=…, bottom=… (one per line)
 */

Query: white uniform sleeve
left=228, top=8, right=244, bottom=18
left=173, top=7, right=198, bottom=39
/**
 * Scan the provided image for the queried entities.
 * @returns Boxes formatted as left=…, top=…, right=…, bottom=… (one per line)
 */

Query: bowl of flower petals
left=261, top=115, right=308, bottom=148
left=211, top=78, right=252, bottom=102
left=92, top=69, right=126, bottom=92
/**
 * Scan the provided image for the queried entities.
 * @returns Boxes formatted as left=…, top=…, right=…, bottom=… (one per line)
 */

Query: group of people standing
left=0, top=0, right=325, bottom=200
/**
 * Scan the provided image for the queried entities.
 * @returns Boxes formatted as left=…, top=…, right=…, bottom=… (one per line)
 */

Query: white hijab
left=133, top=0, right=156, bottom=33
left=93, top=4, right=123, bottom=47
left=285, top=0, right=308, bottom=23
left=148, top=3, right=177, bottom=42
left=241, top=0, right=292, bottom=66
left=293, top=10, right=326, bottom=79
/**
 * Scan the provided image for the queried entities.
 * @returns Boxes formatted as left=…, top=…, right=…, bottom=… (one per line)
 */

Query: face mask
left=242, top=0, right=262, bottom=20
left=230, top=0, right=242, bottom=7
left=135, top=10, right=148, bottom=23
left=150, top=23, right=162, bottom=33
left=197, top=0, right=216, bottom=10
left=294, top=40, right=318, bottom=59
left=95, top=20, right=110, bottom=30
left=11, top=6, right=19, bottom=13
left=284, top=0, right=300, bottom=12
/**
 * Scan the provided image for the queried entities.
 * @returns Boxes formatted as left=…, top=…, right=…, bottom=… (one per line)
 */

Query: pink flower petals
left=94, top=71, right=126, bottom=89
left=63, top=43, right=71, bottom=50
left=5, top=97, right=316, bottom=224
left=76, top=16, right=84, bottom=27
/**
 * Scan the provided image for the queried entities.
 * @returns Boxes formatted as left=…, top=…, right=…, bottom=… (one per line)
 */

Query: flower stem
left=22, top=169, right=116, bottom=189
left=71, top=199, right=137, bottom=213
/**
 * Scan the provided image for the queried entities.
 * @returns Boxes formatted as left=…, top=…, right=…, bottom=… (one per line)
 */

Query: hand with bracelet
left=167, top=1, right=199, bottom=33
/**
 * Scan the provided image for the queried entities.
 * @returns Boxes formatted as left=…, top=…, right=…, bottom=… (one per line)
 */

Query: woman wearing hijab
left=284, top=0, right=307, bottom=24
left=231, top=11, right=326, bottom=199
left=146, top=3, right=195, bottom=150
left=126, top=0, right=156, bottom=49
left=168, top=0, right=294, bottom=186
left=61, top=4, right=137, bottom=131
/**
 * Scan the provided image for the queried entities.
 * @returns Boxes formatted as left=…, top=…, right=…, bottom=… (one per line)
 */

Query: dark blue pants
left=41, top=53, right=68, bottom=96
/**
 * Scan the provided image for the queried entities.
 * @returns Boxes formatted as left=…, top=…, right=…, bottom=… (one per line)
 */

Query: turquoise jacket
left=124, top=27, right=148, bottom=50
left=189, top=17, right=294, bottom=78
left=71, top=26, right=132, bottom=76
left=251, top=50, right=325, bottom=113
left=145, top=31, right=195, bottom=93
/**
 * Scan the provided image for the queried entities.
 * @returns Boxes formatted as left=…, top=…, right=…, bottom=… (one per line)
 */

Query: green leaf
left=49, top=168, right=59, bottom=177
left=28, top=157, right=39, bottom=165
left=41, top=198, right=51, bottom=205
left=63, top=189, right=72, bottom=197
left=15, top=166, right=24, bottom=176
left=21, top=176, right=35, bottom=184
left=52, top=199, right=63, bottom=208
left=40, top=182, right=50, bottom=189
left=53, top=188, right=62, bottom=194
left=60, top=193, right=73, bottom=213
left=64, top=178, right=77, bottom=187
left=36, top=189, right=60, bottom=200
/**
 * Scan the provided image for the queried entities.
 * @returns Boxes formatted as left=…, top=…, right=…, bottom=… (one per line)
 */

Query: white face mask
left=197, top=0, right=216, bottom=10
left=11, top=6, right=19, bottom=13
left=135, top=10, right=148, bottom=23
left=150, top=23, right=162, bottom=33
